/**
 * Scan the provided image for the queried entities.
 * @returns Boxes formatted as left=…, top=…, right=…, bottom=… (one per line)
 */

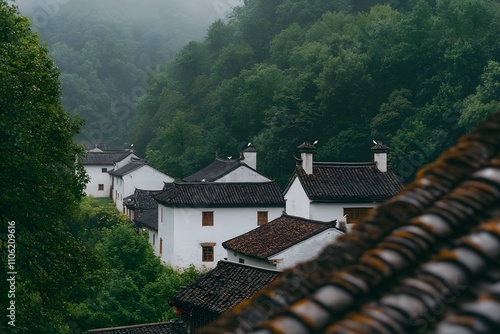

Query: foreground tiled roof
left=200, top=112, right=500, bottom=334
left=183, top=158, right=243, bottom=182
left=83, top=150, right=132, bottom=165
left=108, top=159, right=147, bottom=177
left=171, top=261, right=280, bottom=315
left=154, top=182, right=284, bottom=207
left=289, top=162, right=403, bottom=202
left=223, top=214, right=338, bottom=259
left=87, top=319, right=187, bottom=334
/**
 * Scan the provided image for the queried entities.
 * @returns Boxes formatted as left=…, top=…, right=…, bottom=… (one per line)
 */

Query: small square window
left=257, top=211, right=268, bottom=226
left=343, top=207, right=373, bottom=225
left=239, top=258, right=245, bottom=264
left=102, top=168, right=108, bottom=173
left=202, top=246, right=214, bottom=262
left=98, top=184, right=104, bottom=191
left=202, top=211, right=214, bottom=226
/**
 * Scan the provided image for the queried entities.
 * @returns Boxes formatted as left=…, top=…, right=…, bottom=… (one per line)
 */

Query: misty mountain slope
left=131, top=0, right=500, bottom=184
left=12, top=0, right=233, bottom=148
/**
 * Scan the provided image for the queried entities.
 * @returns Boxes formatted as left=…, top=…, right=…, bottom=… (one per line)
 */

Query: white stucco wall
left=226, top=252, right=277, bottom=270
left=113, top=166, right=174, bottom=213
left=310, top=202, right=377, bottom=222
left=215, top=166, right=270, bottom=183
left=269, top=228, right=343, bottom=270
left=284, top=177, right=311, bottom=218
left=157, top=205, right=283, bottom=269
left=84, top=165, right=113, bottom=197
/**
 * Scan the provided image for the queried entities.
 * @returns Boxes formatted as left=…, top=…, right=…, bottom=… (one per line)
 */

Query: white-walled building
left=223, top=214, right=343, bottom=270
left=183, top=144, right=269, bottom=183
left=284, top=142, right=403, bottom=224
left=154, top=182, right=285, bottom=269
left=82, top=149, right=137, bottom=198
left=109, top=159, right=175, bottom=213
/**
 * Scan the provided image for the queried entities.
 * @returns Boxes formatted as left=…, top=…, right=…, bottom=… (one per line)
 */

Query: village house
left=170, top=260, right=280, bottom=333
left=284, top=141, right=403, bottom=224
left=154, top=181, right=284, bottom=269
left=82, top=148, right=137, bottom=198
left=200, top=112, right=500, bottom=334
left=123, top=188, right=162, bottom=255
left=223, top=214, right=343, bottom=270
left=183, top=144, right=269, bottom=183
left=109, top=158, right=175, bottom=214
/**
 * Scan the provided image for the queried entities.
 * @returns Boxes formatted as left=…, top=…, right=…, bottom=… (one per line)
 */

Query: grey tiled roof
left=183, top=158, right=241, bottom=182
left=223, top=214, right=338, bottom=259
left=288, top=162, right=404, bottom=202
left=124, top=189, right=161, bottom=211
left=133, top=209, right=158, bottom=231
left=199, top=112, right=500, bottom=334
left=154, top=182, right=284, bottom=207
left=108, top=160, right=147, bottom=177
left=87, top=319, right=187, bottom=334
left=83, top=151, right=132, bottom=165
left=171, top=261, right=280, bottom=315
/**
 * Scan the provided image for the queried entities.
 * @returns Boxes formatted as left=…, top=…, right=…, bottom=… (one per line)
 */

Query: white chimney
left=372, top=142, right=389, bottom=172
left=242, top=144, right=257, bottom=170
left=298, top=141, right=316, bottom=175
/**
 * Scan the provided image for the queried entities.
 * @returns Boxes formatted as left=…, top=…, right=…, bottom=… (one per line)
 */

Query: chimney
left=242, top=143, right=257, bottom=169
left=298, top=141, right=316, bottom=175
left=372, top=142, right=389, bottom=172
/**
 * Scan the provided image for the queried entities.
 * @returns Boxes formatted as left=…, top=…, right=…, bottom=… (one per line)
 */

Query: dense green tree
left=0, top=2, right=91, bottom=332
left=132, top=0, right=500, bottom=184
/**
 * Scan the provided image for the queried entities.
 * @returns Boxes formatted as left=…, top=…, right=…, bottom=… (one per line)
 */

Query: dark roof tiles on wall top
left=293, top=162, right=404, bottom=202
left=154, top=182, right=284, bottom=207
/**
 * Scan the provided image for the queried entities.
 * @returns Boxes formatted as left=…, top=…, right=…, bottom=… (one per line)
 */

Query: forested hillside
left=130, top=0, right=500, bottom=184
left=14, top=0, right=228, bottom=148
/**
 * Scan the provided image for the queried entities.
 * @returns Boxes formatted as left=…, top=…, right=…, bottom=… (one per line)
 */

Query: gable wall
left=215, top=166, right=271, bottom=182
left=284, top=177, right=311, bottom=218
left=269, top=228, right=344, bottom=270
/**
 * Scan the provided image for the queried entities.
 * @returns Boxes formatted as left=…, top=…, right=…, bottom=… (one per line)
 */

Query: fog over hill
left=8, top=0, right=243, bottom=148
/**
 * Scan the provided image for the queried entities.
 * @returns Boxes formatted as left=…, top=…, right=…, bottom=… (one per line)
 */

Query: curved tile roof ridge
left=198, top=112, right=500, bottom=333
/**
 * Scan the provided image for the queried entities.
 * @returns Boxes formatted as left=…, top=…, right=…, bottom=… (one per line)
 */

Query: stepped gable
left=87, top=319, right=187, bottom=334
left=154, top=182, right=284, bottom=207
left=223, top=214, right=337, bottom=259
left=292, top=161, right=403, bottom=202
left=199, top=111, right=500, bottom=334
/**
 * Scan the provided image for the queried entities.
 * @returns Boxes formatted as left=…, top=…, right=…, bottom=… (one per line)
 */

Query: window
left=201, top=243, right=215, bottom=262
left=102, top=168, right=107, bottom=173
left=98, top=184, right=104, bottom=191
left=159, top=238, right=163, bottom=255
left=257, top=211, right=268, bottom=226
left=152, top=234, right=155, bottom=246
left=239, top=258, right=245, bottom=264
left=343, top=207, right=373, bottom=225
left=202, top=211, right=214, bottom=226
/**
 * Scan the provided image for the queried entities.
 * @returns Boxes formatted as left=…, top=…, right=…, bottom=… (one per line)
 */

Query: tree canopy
left=130, top=0, right=500, bottom=185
